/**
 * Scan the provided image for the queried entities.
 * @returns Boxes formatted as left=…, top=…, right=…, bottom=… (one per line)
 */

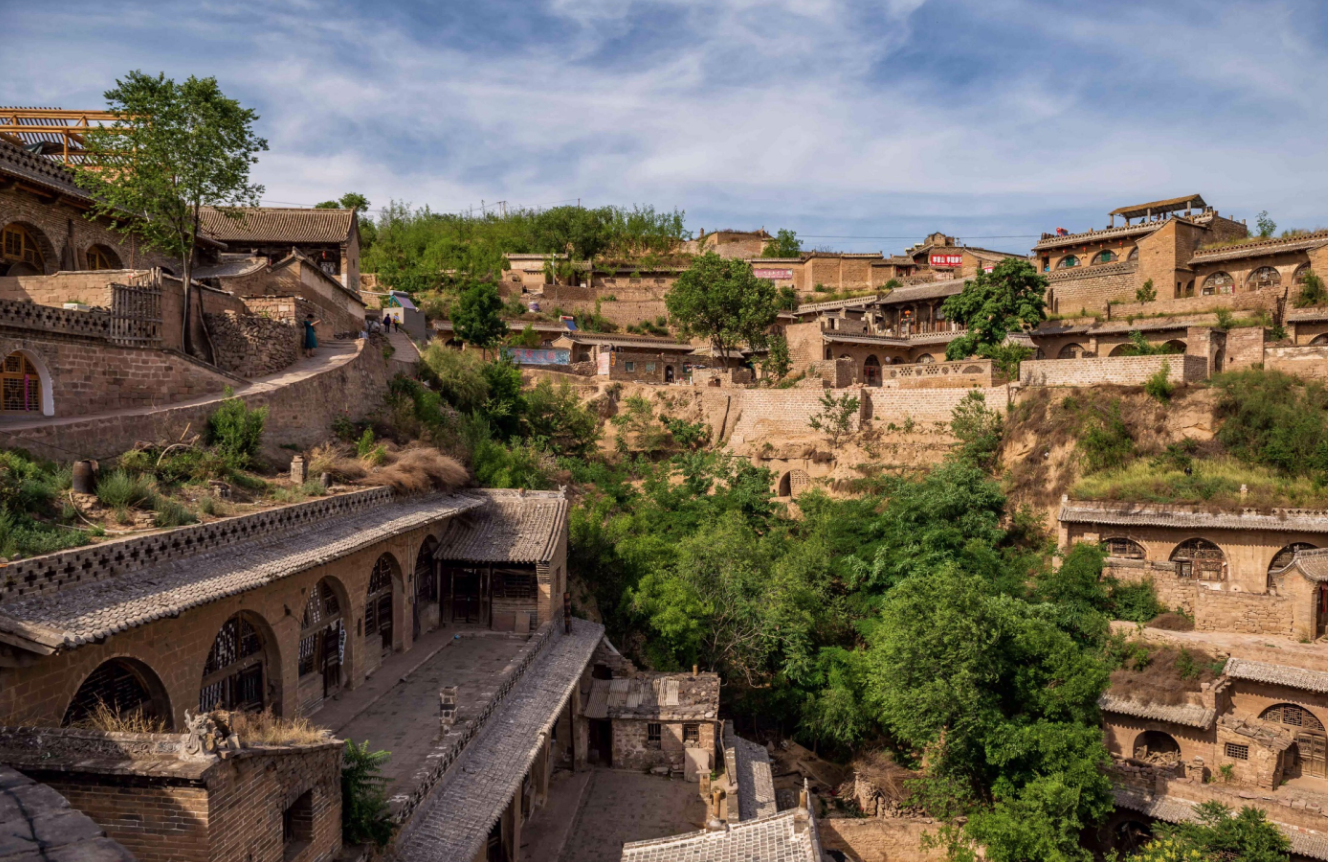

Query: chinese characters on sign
left=752, top=268, right=794, bottom=281
left=929, top=253, right=964, bottom=268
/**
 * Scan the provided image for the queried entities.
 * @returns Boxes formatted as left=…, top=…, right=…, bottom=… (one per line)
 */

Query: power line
left=798, top=234, right=1042, bottom=240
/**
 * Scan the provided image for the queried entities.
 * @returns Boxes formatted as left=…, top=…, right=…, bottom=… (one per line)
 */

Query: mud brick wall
left=554, top=298, right=671, bottom=328
left=0, top=184, right=172, bottom=274
left=1045, top=262, right=1139, bottom=315
left=1194, top=589, right=1292, bottom=636
left=0, top=328, right=236, bottom=419
left=207, top=745, right=342, bottom=862
left=606, top=350, right=686, bottom=382
left=865, top=386, right=1011, bottom=424
left=817, top=817, right=948, bottom=862
left=1019, top=354, right=1207, bottom=387
left=1224, top=326, right=1267, bottom=370
left=204, top=311, right=299, bottom=378
left=0, top=335, right=394, bottom=462
left=220, top=263, right=363, bottom=340
left=41, top=775, right=212, bottom=862
left=0, top=272, right=122, bottom=307
left=1106, top=288, right=1279, bottom=322
left=1266, top=344, right=1328, bottom=380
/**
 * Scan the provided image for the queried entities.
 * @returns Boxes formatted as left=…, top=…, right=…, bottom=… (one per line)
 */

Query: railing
left=0, top=296, right=112, bottom=339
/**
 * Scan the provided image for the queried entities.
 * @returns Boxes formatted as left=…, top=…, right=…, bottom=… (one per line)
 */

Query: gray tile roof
left=1190, top=231, right=1328, bottom=263
left=723, top=722, right=777, bottom=821
left=199, top=207, right=356, bottom=245
left=1060, top=501, right=1328, bottom=534
left=433, top=490, right=568, bottom=565
left=1225, top=658, right=1328, bottom=694
left=584, top=672, right=720, bottom=721
left=620, top=810, right=820, bottom=862
left=193, top=254, right=269, bottom=279
left=1099, top=694, right=1216, bottom=729
left=0, top=765, right=134, bottom=861
left=0, top=492, right=483, bottom=650
left=1114, top=784, right=1328, bottom=861
left=0, top=138, right=90, bottom=201
left=395, top=619, right=604, bottom=862
left=1291, top=548, right=1328, bottom=582
left=1033, top=220, right=1166, bottom=251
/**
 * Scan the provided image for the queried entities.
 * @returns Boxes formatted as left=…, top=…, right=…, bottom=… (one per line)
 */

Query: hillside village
left=5, top=96, right=1328, bottom=862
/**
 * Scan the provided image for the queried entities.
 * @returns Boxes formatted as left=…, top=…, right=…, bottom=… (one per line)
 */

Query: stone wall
left=204, top=311, right=300, bottom=378
left=1193, top=589, right=1293, bottom=636
left=1019, top=354, right=1207, bottom=387
left=1045, top=261, right=1139, bottom=316
left=0, top=335, right=394, bottom=462
left=816, top=817, right=948, bottom=862
left=611, top=718, right=716, bottom=774
left=0, top=183, right=172, bottom=275
left=1266, top=344, right=1328, bottom=380
left=219, top=261, right=364, bottom=340
left=1224, top=326, right=1267, bottom=370
left=1105, top=287, right=1280, bottom=322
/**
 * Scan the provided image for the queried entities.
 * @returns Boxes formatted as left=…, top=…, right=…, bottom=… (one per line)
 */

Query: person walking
left=303, top=314, right=321, bottom=358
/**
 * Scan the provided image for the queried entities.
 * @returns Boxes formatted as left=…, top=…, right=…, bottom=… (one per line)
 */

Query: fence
left=109, top=281, right=163, bottom=347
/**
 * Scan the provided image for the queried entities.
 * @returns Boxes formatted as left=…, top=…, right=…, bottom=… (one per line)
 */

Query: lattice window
left=63, top=660, right=160, bottom=727
left=1261, top=704, right=1326, bottom=732
left=1249, top=266, right=1281, bottom=290
left=647, top=722, right=662, bottom=747
left=0, top=353, right=41, bottom=414
left=1, top=225, right=43, bottom=267
left=683, top=723, right=700, bottom=744
left=200, top=614, right=266, bottom=713
left=493, top=570, right=537, bottom=600
left=1058, top=255, right=1080, bottom=269
left=1103, top=537, right=1146, bottom=560
left=1203, top=272, right=1234, bottom=296
left=1225, top=743, right=1249, bottom=761
left=365, top=555, right=394, bottom=645
left=86, top=245, right=119, bottom=271
left=1170, top=538, right=1225, bottom=581
left=1093, top=250, right=1117, bottom=264
left=416, top=538, right=438, bottom=603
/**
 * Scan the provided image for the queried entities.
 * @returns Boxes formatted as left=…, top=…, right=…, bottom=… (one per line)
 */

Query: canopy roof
left=1110, top=195, right=1207, bottom=219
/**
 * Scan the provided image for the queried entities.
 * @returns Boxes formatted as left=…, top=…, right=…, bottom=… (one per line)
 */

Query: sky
left=4, top=0, right=1327, bottom=254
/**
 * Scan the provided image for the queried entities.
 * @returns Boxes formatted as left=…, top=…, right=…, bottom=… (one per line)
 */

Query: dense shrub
left=205, top=395, right=269, bottom=469
left=1077, top=400, right=1134, bottom=473
left=1212, top=368, right=1328, bottom=479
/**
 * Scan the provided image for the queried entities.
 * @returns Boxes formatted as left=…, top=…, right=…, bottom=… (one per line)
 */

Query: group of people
left=299, top=313, right=404, bottom=360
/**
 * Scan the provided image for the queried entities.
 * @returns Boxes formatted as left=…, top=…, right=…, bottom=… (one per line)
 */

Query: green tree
left=1256, top=210, right=1277, bottom=239
left=452, top=280, right=508, bottom=354
left=666, top=253, right=779, bottom=362
left=762, top=229, right=802, bottom=258
left=1296, top=272, right=1328, bottom=308
left=1133, top=801, right=1290, bottom=862
left=316, top=192, right=370, bottom=211
left=74, top=71, right=267, bottom=355
left=950, top=391, right=1003, bottom=471
left=760, top=335, right=792, bottom=381
left=807, top=391, right=860, bottom=449
left=1135, top=279, right=1157, bottom=303
left=942, top=259, right=1048, bottom=361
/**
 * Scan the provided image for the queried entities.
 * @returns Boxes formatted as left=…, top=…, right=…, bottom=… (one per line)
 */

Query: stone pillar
left=440, top=686, right=458, bottom=729
left=290, top=455, right=308, bottom=484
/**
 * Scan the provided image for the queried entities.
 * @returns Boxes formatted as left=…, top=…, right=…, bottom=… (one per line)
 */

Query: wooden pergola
left=0, top=108, right=122, bottom=166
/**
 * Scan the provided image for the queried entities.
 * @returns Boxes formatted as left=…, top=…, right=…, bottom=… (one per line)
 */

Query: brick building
left=583, top=670, right=720, bottom=778
left=198, top=207, right=361, bottom=292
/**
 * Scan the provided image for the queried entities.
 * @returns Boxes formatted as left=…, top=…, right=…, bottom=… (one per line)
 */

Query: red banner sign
left=753, top=268, right=794, bottom=280
left=930, top=253, right=964, bottom=268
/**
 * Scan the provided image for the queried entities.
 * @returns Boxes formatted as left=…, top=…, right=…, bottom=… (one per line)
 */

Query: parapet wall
left=1019, top=354, right=1207, bottom=388
left=1267, top=344, right=1328, bottom=380
left=881, top=358, right=995, bottom=389
left=1104, top=557, right=1293, bottom=635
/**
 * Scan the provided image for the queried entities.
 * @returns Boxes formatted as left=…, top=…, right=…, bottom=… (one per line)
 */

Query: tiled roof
left=1099, top=694, right=1215, bottom=729
left=1033, top=220, right=1168, bottom=251
left=1110, top=195, right=1207, bottom=218
left=1114, top=785, right=1328, bottom=861
left=1292, top=548, right=1328, bottom=582
left=877, top=278, right=967, bottom=305
left=1191, top=230, right=1328, bottom=263
left=794, top=295, right=883, bottom=315
left=1060, top=501, right=1328, bottom=534
left=192, top=254, right=268, bottom=279
left=584, top=672, right=720, bottom=721
left=433, top=490, right=567, bottom=565
left=1225, top=658, right=1328, bottom=694
left=199, top=207, right=356, bottom=244
left=0, top=764, right=135, bottom=861
left=723, top=722, right=777, bottom=821
left=822, top=330, right=962, bottom=347
left=620, top=809, right=820, bottom=862
left=0, top=492, right=482, bottom=650
left=0, top=138, right=91, bottom=201
left=555, top=332, right=696, bottom=351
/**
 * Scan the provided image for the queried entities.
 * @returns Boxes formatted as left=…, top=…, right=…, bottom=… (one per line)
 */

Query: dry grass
left=361, top=447, right=468, bottom=493
left=220, top=709, right=330, bottom=746
left=1072, top=455, right=1328, bottom=509
left=68, top=701, right=170, bottom=734
left=849, top=749, right=916, bottom=802
left=1146, top=612, right=1195, bottom=632
left=307, top=443, right=369, bottom=483
left=1109, top=644, right=1224, bottom=706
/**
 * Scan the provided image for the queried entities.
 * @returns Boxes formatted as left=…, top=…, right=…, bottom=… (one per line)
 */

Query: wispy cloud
left=3, top=0, right=1325, bottom=251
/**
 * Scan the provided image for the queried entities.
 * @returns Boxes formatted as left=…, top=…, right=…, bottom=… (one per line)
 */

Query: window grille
left=683, top=723, right=700, bottom=744
left=647, top=723, right=662, bottom=746
left=493, top=571, right=537, bottom=600
left=1225, top=743, right=1249, bottom=761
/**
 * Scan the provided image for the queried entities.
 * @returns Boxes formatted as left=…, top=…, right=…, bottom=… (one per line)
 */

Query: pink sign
left=930, top=253, right=964, bottom=268
left=597, top=352, right=610, bottom=375
left=753, top=268, right=794, bottom=280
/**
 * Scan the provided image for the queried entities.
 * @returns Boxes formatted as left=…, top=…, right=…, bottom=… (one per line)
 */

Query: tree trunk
left=181, top=207, right=200, bottom=356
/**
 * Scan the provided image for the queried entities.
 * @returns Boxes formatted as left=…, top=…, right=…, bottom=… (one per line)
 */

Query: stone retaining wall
left=1019, top=354, right=1207, bottom=387
left=1267, top=344, right=1328, bottom=380
left=817, top=817, right=947, bottom=862
left=204, top=311, right=300, bottom=378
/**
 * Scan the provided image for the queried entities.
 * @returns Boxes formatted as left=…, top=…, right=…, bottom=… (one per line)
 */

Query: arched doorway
left=0, top=223, right=48, bottom=276
left=365, top=554, right=397, bottom=670
left=863, top=355, right=881, bottom=386
left=298, top=578, right=345, bottom=711
left=1108, top=343, right=1132, bottom=357
left=1269, top=543, right=1316, bottom=592
left=63, top=658, right=173, bottom=729
left=1, top=351, right=51, bottom=416
left=1102, top=537, right=1146, bottom=560
left=1164, top=340, right=1187, bottom=353
left=777, top=469, right=810, bottom=498
left=1057, top=343, right=1085, bottom=360
left=200, top=613, right=272, bottom=713
left=1261, top=704, right=1327, bottom=778
left=85, top=244, right=122, bottom=271
left=1170, top=538, right=1225, bottom=581
left=414, top=537, right=440, bottom=638
left=1133, top=730, right=1181, bottom=760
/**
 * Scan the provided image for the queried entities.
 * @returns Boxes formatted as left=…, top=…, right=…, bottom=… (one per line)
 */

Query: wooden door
left=1299, top=732, right=1328, bottom=778
left=453, top=571, right=482, bottom=623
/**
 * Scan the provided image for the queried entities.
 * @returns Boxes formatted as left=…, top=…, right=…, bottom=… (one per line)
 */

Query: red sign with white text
left=753, top=268, right=794, bottom=280
left=930, top=253, right=964, bottom=268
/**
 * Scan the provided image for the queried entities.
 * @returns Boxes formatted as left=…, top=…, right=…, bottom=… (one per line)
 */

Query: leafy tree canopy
left=666, top=253, right=779, bottom=360
left=942, top=259, right=1048, bottom=361
left=762, top=228, right=802, bottom=258
left=316, top=192, right=370, bottom=211
left=452, top=280, right=508, bottom=351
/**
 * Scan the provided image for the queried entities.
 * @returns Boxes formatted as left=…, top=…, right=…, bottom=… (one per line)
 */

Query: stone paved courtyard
left=556, top=770, right=708, bottom=862
left=334, top=631, right=532, bottom=799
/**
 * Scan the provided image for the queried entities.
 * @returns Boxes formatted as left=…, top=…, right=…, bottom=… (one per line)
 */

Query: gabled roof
left=620, top=809, right=821, bottom=862
left=1099, top=694, right=1215, bottom=729
left=433, top=489, right=567, bottom=565
left=878, top=278, right=967, bottom=305
left=199, top=207, right=356, bottom=245
left=1060, top=500, right=1328, bottom=534
left=723, top=722, right=777, bottom=821
left=583, top=671, right=720, bottom=721
left=1110, top=195, right=1207, bottom=219
left=0, top=138, right=91, bottom=202
left=1225, top=658, right=1328, bottom=694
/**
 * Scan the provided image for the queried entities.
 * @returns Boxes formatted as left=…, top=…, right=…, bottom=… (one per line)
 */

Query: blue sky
left=5, top=0, right=1327, bottom=254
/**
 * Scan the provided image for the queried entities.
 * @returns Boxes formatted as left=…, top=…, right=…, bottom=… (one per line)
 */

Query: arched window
left=1270, top=543, right=1316, bottom=575
left=1164, top=340, right=1187, bottom=353
left=1133, top=730, right=1180, bottom=759
left=1295, top=265, right=1314, bottom=285
left=1314, top=334, right=1328, bottom=346
left=1058, top=255, right=1080, bottom=269
left=1108, top=343, right=1132, bottom=357
left=365, top=555, right=395, bottom=658
left=1, top=352, right=44, bottom=414
left=414, top=537, right=439, bottom=638
left=85, top=244, right=121, bottom=271
left=1127, top=247, right=1139, bottom=262
left=1263, top=704, right=1328, bottom=777
left=1103, top=538, right=1146, bottom=560
left=1248, top=266, right=1281, bottom=290
left=1, top=223, right=45, bottom=274
left=863, top=354, right=881, bottom=386
left=1203, top=272, right=1234, bottom=296
left=64, top=658, right=172, bottom=729
left=299, top=579, right=344, bottom=701
left=916, top=354, right=935, bottom=364
left=1170, top=538, right=1225, bottom=581
left=1093, top=250, right=1117, bottom=265
left=200, top=614, right=269, bottom=713
left=1057, top=343, right=1085, bottom=360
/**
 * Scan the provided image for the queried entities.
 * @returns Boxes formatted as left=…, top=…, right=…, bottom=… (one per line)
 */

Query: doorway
left=589, top=719, right=613, bottom=765
left=452, top=569, right=484, bottom=624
